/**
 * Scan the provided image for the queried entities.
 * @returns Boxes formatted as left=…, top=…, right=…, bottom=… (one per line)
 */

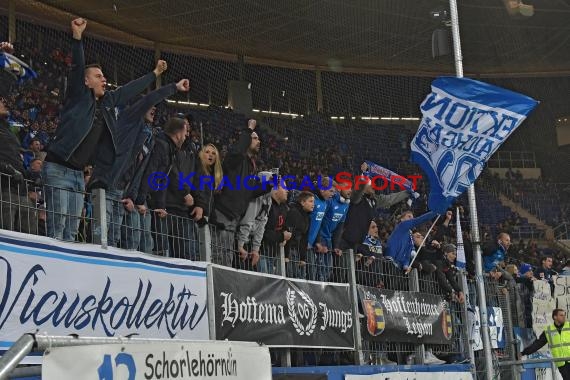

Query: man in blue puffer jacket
left=43, top=18, right=167, bottom=242
left=483, top=233, right=515, bottom=286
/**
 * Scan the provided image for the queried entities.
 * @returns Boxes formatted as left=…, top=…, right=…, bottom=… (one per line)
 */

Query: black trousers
left=558, top=362, right=570, bottom=380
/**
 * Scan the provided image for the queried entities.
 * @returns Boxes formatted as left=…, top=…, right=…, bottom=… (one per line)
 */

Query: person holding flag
left=341, top=162, right=412, bottom=251
left=384, top=210, right=438, bottom=275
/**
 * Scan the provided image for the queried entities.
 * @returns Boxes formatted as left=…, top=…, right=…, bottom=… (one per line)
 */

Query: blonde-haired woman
left=196, top=143, right=223, bottom=218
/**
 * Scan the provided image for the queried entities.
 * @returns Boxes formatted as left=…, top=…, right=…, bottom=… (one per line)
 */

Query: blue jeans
left=106, top=189, right=124, bottom=247
left=151, top=213, right=169, bottom=256
left=43, top=162, right=84, bottom=242
left=286, top=249, right=306, bottom=279
left=258, top=256, right=280, bottom=275
left=306, top=249, right=315, bottom=280
left=308, top=249, right=333, bottom=282
left=122, top=202, right=153, bottom=253
left=309, top=251, right=336, bottom=282
left=315, top=252, right=333, bottom=282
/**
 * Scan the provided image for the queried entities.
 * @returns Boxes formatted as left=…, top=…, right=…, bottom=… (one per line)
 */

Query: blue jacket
left=48, top=38, right=156, bottom=166
left=385, top=211, right=437, bottom=269
left=483, top=244, right=507, bottom=273
left=99, top=83, right=178, bottom=190
left=307, top=192, right=328, bottom=248
left=319, top=192, right=350, bottom=250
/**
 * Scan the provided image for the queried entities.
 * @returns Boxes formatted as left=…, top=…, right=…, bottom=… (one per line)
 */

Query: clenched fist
left=154, top=60, right=167, bottom=76
left=0, top=42, right=14, bottom=54
left=176, top=79, right=190, bottom=92
left=247, top=119, right=257, bottom=130
left=71, top=18, right=87, bottom=39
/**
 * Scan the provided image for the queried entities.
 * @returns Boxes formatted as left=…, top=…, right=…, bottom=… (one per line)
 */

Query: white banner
left=555, top=276, right=570, bottom=315
left=470, top=306, right=504, bottom=351
left=532, top=298, right=557, bottom=354
left=42, top=341, right=271, bottom=380
left=0, top=231, right=209, bottom=363
left=346, top=371, right=472, bottom=380
left=534, top=279, right=554, bottom=302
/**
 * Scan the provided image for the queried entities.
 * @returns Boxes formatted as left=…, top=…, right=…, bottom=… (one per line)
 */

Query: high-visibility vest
left=545, top=322, right=570, bottom=367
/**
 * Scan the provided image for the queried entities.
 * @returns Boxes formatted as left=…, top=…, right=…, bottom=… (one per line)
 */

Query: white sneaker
left=424, top=349, right=446, bottom=365
left=378, top=353, right=397, bottom=366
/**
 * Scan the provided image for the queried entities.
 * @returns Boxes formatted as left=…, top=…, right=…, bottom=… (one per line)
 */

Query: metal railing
left=553, top=222, right=570, bottom=240
left=0, top=171, right=555, bottom=379
left=487, top=151, right=537, bottom=169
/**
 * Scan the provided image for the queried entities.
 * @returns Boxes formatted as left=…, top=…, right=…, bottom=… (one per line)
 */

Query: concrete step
left=497, top=194, right=554, bottom=240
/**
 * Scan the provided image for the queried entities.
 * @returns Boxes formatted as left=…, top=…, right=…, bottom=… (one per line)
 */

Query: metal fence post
left=91, top=188, right=107, bottom=249
left=199, top=220, right=212, bottom=262
left=503, top=286, right=520, bottom=380
left=0, top=334, right=35, bottom=380
left=279, top=245, right=287, bottom=280
left=459, top=272, right=476, bottom=374
left=347, top=249, right=364, bottom=365
left=279, top=245, right=291, bottom=367
left=408, top=268, right=425, bottom=365
left=206, top=264, right=217, bottom=341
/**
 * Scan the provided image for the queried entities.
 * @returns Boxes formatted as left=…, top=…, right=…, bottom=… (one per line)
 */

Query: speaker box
left=227, top=80, right=253, bottom=116
left=432, top=28, right=450, bottom=58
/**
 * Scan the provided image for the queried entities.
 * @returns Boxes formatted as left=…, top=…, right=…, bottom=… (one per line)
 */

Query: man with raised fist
left=98, top=78, right=191, bottom=249
left=43, top=18, right=167, bottom=241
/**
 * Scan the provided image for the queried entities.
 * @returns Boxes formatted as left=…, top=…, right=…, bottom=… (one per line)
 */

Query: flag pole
left=448, top=1, right=494, bottom=378
left=407, top=215, right=440, bottom=271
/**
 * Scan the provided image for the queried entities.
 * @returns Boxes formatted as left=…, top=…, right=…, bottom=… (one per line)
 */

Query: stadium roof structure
left=5, top=0, right=570, bottom=77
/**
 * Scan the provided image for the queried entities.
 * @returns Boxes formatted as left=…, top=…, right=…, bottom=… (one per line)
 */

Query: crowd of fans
left=1, top=21, right=569, bottom=353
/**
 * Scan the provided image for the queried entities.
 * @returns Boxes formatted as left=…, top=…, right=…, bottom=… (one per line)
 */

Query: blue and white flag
left=411, top=77, right=538, bottom=214
left=0, top=52, right=37, bottom=83
left=363, top=160, right=413, bottom=191
left=455, top=207, right=466, bottom=271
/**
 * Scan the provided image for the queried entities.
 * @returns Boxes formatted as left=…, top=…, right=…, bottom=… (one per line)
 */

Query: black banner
left=357, top=286, right=453, bottom=345
left=212, top=266, right=354, bottom=348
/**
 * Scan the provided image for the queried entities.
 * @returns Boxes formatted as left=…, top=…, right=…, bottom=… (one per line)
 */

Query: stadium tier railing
left=0, top=174, right=554, bottom=379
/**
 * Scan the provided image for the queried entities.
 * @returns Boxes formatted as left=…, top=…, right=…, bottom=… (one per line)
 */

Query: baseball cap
left=519, top=263, right=533, bottom=275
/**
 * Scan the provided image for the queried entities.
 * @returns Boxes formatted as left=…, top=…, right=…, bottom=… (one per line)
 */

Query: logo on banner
left=363, top=299, right=385, bottom=337
left=97, top=353, right=136, bottom=380
left=287, top=288, right=318, bottom=336
left=441, top=308, right=453, bottom=340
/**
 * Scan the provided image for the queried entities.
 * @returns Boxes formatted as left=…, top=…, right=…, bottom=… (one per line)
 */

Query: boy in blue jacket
left=319, top=186, right=351, bottom=282
left=306, top=178, right=334, bottom=281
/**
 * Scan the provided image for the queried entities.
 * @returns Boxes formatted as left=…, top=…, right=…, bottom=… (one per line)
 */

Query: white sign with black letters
left=42, top=341, right=271, bottom=380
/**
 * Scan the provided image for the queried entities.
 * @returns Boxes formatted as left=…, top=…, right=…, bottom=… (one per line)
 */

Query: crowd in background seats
left=0, top=21, right=569, bottom=342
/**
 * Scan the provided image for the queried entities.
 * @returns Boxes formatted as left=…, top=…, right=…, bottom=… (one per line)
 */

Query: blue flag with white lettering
left=411, top=77, right=538, bottom=214
left=1, top=52, right=37, bottom=83
left=363, top=160, right=413, bottom=191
